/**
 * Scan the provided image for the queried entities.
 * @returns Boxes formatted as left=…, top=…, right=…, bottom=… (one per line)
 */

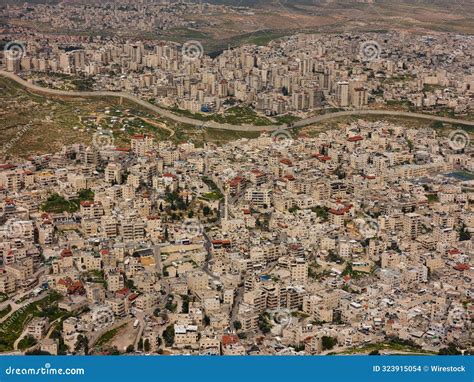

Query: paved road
left=292, top=109, right=474, bottom=128
left=2, top=70, right=474, bottom=131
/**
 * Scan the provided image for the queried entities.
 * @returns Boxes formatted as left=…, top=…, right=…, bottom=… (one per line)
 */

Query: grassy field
left=170, top=105, right=274, bottom=126
left=275, top=114, right=302, bottom=125
left=201, top=191, right=224, bottom=201
left=0, top=304, right=12, bottom=319
left=0, top=77, right=264, bottom=157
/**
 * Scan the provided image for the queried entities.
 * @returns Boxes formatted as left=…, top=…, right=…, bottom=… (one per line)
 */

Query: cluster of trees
left=137, top=338, right=151, bottom=352
left=165, top=295, right=177, bottom=313
left=181, top=295, right=190, bottom=313
left=258, top=313, right=273, bottom=334
left=321, top=336, right=337, bottom=351
left=163, top=325, right=175, bottom=347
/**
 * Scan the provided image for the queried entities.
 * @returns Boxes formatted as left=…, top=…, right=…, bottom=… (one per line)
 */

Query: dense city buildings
left=0, top=0, right=472, bottom=357
left=0, top=119, right=471, bottom=355
left=1, top=31, right=473, bottom=118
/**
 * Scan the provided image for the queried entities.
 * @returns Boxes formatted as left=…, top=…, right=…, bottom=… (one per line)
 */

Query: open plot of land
left=3, top=2, right=473, bottom=53
left=169, top=105, right=274, bottom=126
left=154, top=1, right=474, bottom=52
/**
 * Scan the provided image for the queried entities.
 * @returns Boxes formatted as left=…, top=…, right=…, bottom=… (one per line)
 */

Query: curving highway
left=292, top=109, right=474, bottom=128
left=1, top=70, right=473, bottom=131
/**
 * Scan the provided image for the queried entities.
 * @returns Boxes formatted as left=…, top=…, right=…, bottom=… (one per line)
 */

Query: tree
left=438, top=343, right=461, bottom=355
left=18, top=335, right=37, bottom=350
left=165, top=295, right=177, bottom=312
left=25, top=350, right=51, bottom=355
left=258, top=313, right=272, bottom=334
left=75, top=334, right=89, bottom=355
left=430, top=121, right=443, bottom=129
left=459, top=224, right=471, bottom=241
left=321, top=336, right=337, bottom=350
left=125, top=278, right=135, bottom=290
left=144, top=339, right=151, bottom=352
left=233, top=321, right=242, bottom=331
left=311, top=206, right=329, bottom=221
left=203, top=206, right=211, bottom=216
left=126, top=344, right=134, bottom=353
left=181, top=295, right=190, bottom=313
left=326, top=250, right=343, bottom=263
left=203, top=315, right=210, bottom=326
left=138, top=338, right=143, bottom=351
left=163, top=325, right=175, bottom=347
